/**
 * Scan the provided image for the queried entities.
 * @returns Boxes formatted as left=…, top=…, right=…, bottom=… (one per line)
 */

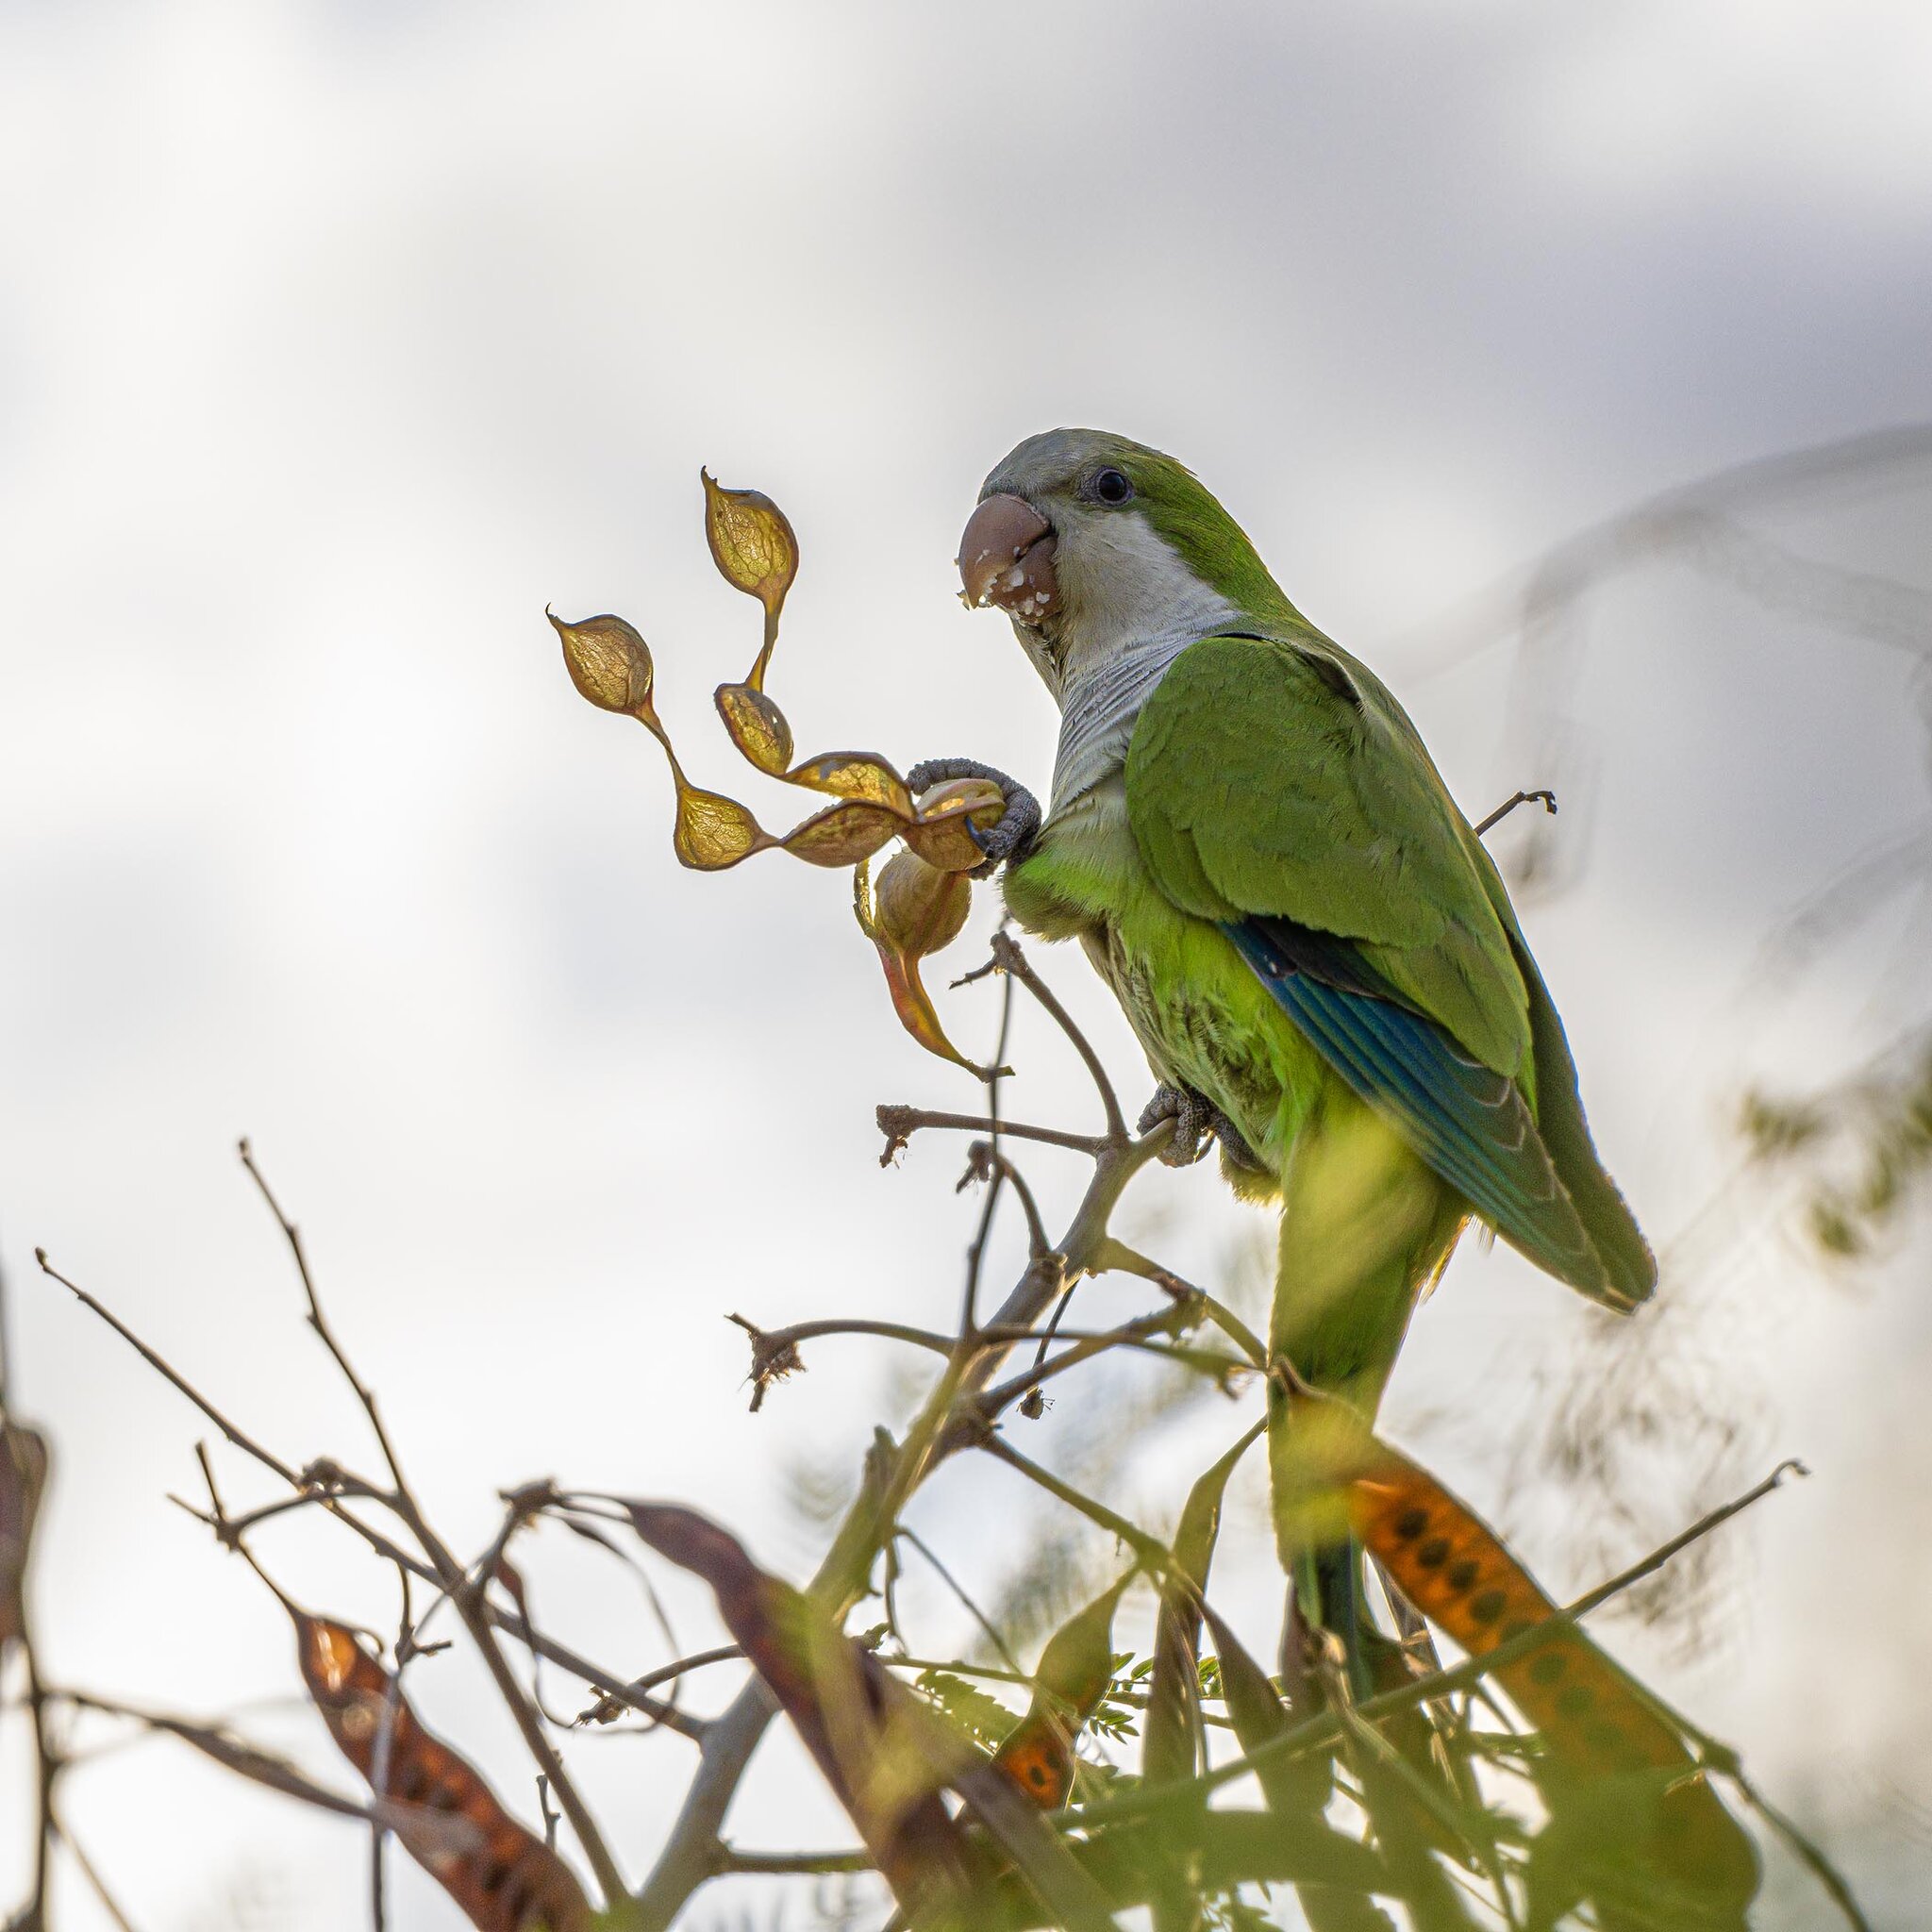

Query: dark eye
left=1090, top=467, right=1134, bottom=506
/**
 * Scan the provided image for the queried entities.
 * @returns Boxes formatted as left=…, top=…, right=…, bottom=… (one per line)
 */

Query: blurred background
left=3, top=3, right=1930, bottom=1926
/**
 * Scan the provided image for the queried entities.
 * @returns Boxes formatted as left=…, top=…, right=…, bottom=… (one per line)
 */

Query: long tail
left=1268, top=1080, right=1465, bottom=1692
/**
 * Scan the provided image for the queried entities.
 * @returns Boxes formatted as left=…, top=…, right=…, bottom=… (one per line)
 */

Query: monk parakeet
left=912, top=428, right=1654, bottom=1639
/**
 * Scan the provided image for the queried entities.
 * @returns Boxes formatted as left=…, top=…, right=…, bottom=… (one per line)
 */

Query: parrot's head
left=957, top=427, right=1295, bottom=705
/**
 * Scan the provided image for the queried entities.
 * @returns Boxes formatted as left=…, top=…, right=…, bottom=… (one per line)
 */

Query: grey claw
left=1139, top=1084, right=1266, bottom=1174
left=1140, top=1084, right=1214, bottom=1166
left=907, top=757, right=1041, bottom=876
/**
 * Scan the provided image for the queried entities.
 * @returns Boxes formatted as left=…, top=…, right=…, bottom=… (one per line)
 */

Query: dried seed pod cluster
left=551, top=475, right=1008, bottom=1072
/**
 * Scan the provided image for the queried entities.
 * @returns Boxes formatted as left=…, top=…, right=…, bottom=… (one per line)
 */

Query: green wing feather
left=1124, top=632, right=1655, bottom=1309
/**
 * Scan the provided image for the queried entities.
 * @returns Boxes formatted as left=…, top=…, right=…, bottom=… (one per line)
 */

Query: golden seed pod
left=549, top=610, right=654, bottom=714
left=870, top=848, right=971, bottom=958
left=905, top=775, right=1007, bottom=873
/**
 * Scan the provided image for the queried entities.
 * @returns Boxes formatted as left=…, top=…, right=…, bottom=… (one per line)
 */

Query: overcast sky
left=4, top=5, right=1931, bottom=1927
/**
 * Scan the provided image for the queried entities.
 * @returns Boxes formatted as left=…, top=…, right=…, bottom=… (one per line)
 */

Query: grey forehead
left=980, top=427, right=1122, bottom=501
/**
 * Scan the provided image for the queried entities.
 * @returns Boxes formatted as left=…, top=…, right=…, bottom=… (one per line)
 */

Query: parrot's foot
left=1137, top=1084, right=1266, bottom=1174
left=907, top=758, right=1041, bottom=877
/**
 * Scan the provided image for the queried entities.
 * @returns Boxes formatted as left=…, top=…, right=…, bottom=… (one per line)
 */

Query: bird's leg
left=906, top=758, right=1041, bottom=877
left=1137, top=1083, right=1265, bottom=1173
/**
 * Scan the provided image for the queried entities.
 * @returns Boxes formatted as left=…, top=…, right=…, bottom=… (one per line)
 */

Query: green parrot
left=911, top=428, right=1655, bottom=1644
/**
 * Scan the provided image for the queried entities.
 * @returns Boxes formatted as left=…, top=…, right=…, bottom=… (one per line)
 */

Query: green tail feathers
left=1266, top=1080, right=1467, bottom=1674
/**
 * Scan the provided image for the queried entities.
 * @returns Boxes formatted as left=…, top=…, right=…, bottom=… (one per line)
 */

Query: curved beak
left=958, top=492, right=1058, bottom=623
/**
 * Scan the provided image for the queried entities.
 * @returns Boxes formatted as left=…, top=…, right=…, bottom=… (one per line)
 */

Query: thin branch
left=877, top=1105, right=1107, bottom=1158
left=574, top=1647, right=742, bottom=1727
left=172, top=1490, right=702, bottom=1740
left=3, top=1244, right=58, bottom=1932
left=239, top=1139, right=407, bottom=1492
left=1473, top=789, right=1557, bottom=837
left=980, top=1334, right=1249, bottom=1422
left=1727, top=1763, right=1874, bottom=1932
left=719, top=1846, right=873, bottom=1876
left=632, top=1120, right=1177, bottom=1928
left=978, top=1436, right=1167, bottom=1568
left=1073, top=1454, right=1813, bottom=1830
left=37, top=1251, right=302, bottom=1488
left=960, top=965, right=1019, bottom=1333
left=49, top=1689, right=476, bottom=1849
left=893, top=1526, right=1024, bottom=1675
left=48, top=1808, right=142, bottom=1932
left=1089, top=1237, right=1266, bottom=1366
left=991, top=930, right=1127, bottom=1144
left=1567, top=1457, right=1807, bottom=1619
left=19, top=1623, right=56, bottom=1932
left=367, top=1564, right=414, bottom=1932
left=961, top=1141, right=1051, bottom=1263
left=741, top=1316, right=957, bottom=1358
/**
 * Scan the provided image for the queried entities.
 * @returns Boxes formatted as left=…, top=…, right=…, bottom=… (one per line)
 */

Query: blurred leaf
left=915, top=1668, right=1022, bottom=1753
left=613, top=1500, right=982, bottom=1921
left=992, top=1571, right=1133, bottom=1809
left=1194, top=1602, right=1333, bottom=1825
left=1143, top=1423, right=1266, bottom=1932
left=1335, top=1415, right=1760, bottom=1916
left=1523, top=1765, right=1755, bottom=1932
left=1145, top=1420, right=1264, bottom=1799
left=0, top=1416, right=48, bottom=1653
left=985, top=1811, right=1389, bottom=1929
left=292, top=1611, right=591, bottom=1932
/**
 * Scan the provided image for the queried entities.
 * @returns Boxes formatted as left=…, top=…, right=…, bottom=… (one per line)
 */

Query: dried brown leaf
left=293, top=1611, right=591, bottom=1932
left=0, top=1418, right=49, bottom=1651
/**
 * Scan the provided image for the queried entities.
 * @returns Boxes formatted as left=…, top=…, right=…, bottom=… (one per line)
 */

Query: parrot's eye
left=1090, top=467, right=1134, bottom=506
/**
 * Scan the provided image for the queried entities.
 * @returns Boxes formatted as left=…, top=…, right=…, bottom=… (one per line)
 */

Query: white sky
left=3, top=4, right=1930, bottom=1927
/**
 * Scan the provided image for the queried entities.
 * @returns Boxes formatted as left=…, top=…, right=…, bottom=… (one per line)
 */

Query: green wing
left=1125, top=632, right=1655, bottom=1309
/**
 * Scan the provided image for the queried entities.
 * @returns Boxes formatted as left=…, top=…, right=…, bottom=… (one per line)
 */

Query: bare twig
left=1473, top=789, right=1557, bottom=837
left=37, top=1250, right=302, bottom=1488
left=990, top=930, right=1128, bottom=1145
left=367, top=1565, right=415, bottom=1932
left=43, top=1248, right=648, bottom=1905
left=877, top=1105, right=1107, bottom=1159
left=49, top=1688, right=477, bottom=1849
left=960, top=1141, right=1051, bottom=1263
left=1090, top=1236, right=1266, bottom=1366
left=893, top=1525, right=1024, bottom=1675
left=4, top=1247, right=58, bottom=1932
left=979, top=1436, right=1168, bottom=1568
left=236, top=1146, right=624, bottom=1894
left=719, top=1846, right=873, bottom=1875
left=574, top=1646, right=742, bottom=1727
left=960, top=965, right=1019, bottom=1332
left=1727, top=1763, right=1874, bottom=1932
left=47, top=1808, right=142, bottom=1932
left=1566, top=1457, right=1807, bottom=1620
left=239, top=1139, right=407, bottom=1491
left=631, top=1120, right=1176, bottom=1928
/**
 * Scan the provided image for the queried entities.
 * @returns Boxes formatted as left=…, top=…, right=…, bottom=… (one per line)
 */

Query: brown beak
left=958, top=492, right=1058, bottom=622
